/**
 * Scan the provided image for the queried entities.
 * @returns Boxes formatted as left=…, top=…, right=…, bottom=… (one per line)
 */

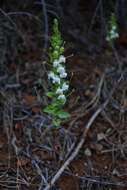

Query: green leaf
left=43, top=103, right=60, bottom=116
left=57, top=111, right=70, bottom=119
left=43, top=105, right=56, bottom=115
left=46, top=92, right=54, bottom=98
left=43, top=107, right=51, bottom=114
left=53, top=118, right=61, bottom=128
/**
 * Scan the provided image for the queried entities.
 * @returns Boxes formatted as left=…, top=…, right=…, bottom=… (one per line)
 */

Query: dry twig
left=44, top=100, right=108, bottom=190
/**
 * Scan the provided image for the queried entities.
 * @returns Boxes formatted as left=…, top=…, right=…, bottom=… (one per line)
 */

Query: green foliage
left=43, top=19, right=70, bottom=127
left=49, top=19, right=64, bottom=62
left=106, top=13, right=119, bottom=44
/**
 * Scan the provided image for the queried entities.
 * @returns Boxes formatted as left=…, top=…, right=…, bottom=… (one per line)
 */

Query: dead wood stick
left=44, top=101, right=108, bottom=190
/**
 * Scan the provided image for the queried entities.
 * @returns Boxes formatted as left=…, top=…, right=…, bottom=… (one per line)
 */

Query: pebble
left=84, top=148, right=92, bottom=157
left=97, top=133, right=105, bottom=141
left=95, top=143, right=103, bottom=151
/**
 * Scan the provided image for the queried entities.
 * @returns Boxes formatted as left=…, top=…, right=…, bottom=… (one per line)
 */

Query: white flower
left=114, top=33, right=119, bottom=38
left=62, top=83, right=69, bottom=91
left=56, top=83, right=69, bottom=95
left=59, top=55, right=66, bottom=63
left=48, top=71, right=55, bottom=79
left=53, top=60, right=60, bottom=67
left=56, top=88, right=63, bottom=94
left=106, top=29, right=119, bottom=41
left=110, top=30, right=116, bottom=36
left=52, top=76, right=60, bottom=84
left=57, top=65, right=67, bottom=78
left=48, top=72, right=60, bottom=84
left=112, top=25, right=116, bottom=30
left=60, top=72, right=67, bottom=78
left=58, top=94, right=66, bottom=101
left=57, top=66, right=65, bottom=74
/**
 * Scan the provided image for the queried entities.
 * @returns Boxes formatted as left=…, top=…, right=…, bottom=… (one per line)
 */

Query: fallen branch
left=44, top=100, right=108, bottom=190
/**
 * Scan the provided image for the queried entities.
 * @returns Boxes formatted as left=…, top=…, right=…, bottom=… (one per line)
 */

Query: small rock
left=112, top=168, right=120, bottom=176
left=97, top=133, right=105, bottom=141
left=84, top=148, right=92, bottom=157
left=95, top=143, right=103, bottom=151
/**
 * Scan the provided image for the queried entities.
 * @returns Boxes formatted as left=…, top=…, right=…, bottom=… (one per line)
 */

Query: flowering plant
left=106, top=13, right=119, bottom=44
left=43, top=19, right=70, bottom=127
